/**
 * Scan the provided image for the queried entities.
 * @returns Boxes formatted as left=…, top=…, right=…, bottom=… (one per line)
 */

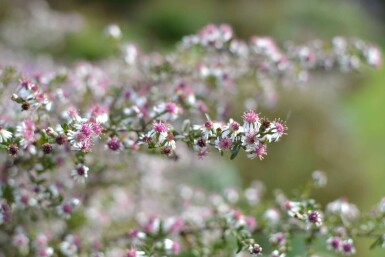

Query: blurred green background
left=1, top=0, right=385, bottom=256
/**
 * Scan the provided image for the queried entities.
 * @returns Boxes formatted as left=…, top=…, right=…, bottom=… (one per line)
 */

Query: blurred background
left=1, top=0, right=384, bottom=256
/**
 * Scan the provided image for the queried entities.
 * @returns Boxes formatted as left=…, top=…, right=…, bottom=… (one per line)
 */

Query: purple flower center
left=77, top=166, right=86, bottom=176
left=308, top=211, right=319, bottom=223
left=108, top=137, right=121, bottom=151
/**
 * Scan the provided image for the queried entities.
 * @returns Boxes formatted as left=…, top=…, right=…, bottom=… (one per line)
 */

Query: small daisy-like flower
left=196, top=148, right=209, bottom=159
left=16, top=120, right=36, bottom=148
left=0, top=125, right=12, bottom=143
left=327, top=236, right=342, bottom=251
left=153, top=121, right=168, bottom=133
left=269, top=232, right=286, bottom=246
left=249, top=243, right=263, bottom=256
left=192, top=120, right=221, bottom=139
left=71, top=164, right=89, bottom=183
left=60, top=235, right=78, bottom=256
left=215, top=136, right=233, bottom=151
left=89, top=105, right=109, bottom=124
left=307, top=210, right=322, bottom=228
left=154, top=102, right=181, bottom=121
left=243, top=110, right=260, bottom=133
left=222, top=119, right=243, bottom=140
left=57, top=199, right=80, bottom=219
left=326, top=198, right=359, bottom=220
left=12, top=232, right=29, bottom=249
left=246, top=143, right=267, bottom=160
left=241, top=132, right=259, bottom=147
left=341, top=239, right=356, bottom=255
left=263, top=120, right=287, bottom=143
left=163, top=133, right=176, bottom=150
left=150, top=121, right=169, bottom=144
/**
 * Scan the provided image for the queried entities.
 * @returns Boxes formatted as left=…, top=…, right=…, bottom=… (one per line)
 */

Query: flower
left=60, top=235, right=78, bottom=256
left=246, top=143, right=267, bottom=160
left=341, top=239, right=356, bottom=255
left=263, top=120, right=286, bottom=143
left=327, top=236, right=342, bottom=251
left=71, top=164, right=89, bottom=183
left=249, top=243, right=263, bottom=256
left=326, top=199, right=359, bottom=220
left=153, top=102, right=181, bottom=121
left=307, top=210, right=322, bottom=228
left=107, top=136, right=122, bottom=151
left=57, top=199, right=80, bottom=219
left=0, top=125, right=12, bottom=143
left=222, top=119, right=243, bottom=140
left=215, top=136, right=233, bottom=151
left=243, top=110, right=260, bottom=133
left=16, top=120, right=36, bottom=148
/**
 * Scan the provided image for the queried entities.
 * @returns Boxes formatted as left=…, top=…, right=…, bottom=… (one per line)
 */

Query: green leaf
left=236, top=238, right=243, bottom=254
left=230, top=145, right=241, bottom=160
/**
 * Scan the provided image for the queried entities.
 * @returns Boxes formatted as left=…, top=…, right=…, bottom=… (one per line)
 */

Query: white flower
left=71, top=165, right=89, bottom=183
left=0, top=127, right=12, bottom=143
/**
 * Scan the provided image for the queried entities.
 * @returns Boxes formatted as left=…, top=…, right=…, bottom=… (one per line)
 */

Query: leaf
left=230, top=145, right=241, bottom=160
left=236, top=238, right=243, bottom=254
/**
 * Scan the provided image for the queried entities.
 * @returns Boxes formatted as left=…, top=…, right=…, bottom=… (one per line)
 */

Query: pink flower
left=153, top=121, right=168, bottom=133
left=215, top=136, right=233, bottom=151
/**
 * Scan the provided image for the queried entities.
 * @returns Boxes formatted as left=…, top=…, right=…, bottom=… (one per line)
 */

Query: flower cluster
left=0, top=15, right=383, bottom=257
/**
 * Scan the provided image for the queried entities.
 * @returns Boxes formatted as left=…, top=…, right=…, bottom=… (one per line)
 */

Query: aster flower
left=269, top=232, right=287, bottom=246
left=107, top=136, right=123, bottom=151
left=215, top=136, right=233, bottom=151
left=89, top=105, right=109, bottom=124
left=57, top=199, right=80, bottom=219
left=306, top=210, right=322, bottom=228
left=12, top=232, right=29, bottom=250
left=326, top=198, right=359, bottom=220
left=221, top=119, right=243, bottom=140
left=71, top=164, right=89, bottom=183
left=242, top=110, right=261, bottom=133
left=153, top=101, right=181, bottom=121
left=0, top=125, right=12, bottom=143
left=193, top=120, right=221, bottom=139
left=149, top=121, right=169, bottom=144
left=16, top=120, right=36, bottom=148
left=60, top=235, right=78, bottom=257
left=246, top=143, right=267, bottom=160
left=327, top=236, right=342, bottom=251
left=341, top=239, right=356, bottom=256
left=263, top=120, right=287, bottom=143
left=249, top=243, right=263, bottom=256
